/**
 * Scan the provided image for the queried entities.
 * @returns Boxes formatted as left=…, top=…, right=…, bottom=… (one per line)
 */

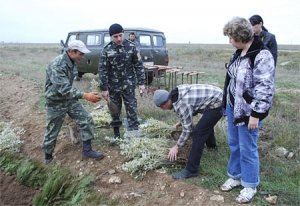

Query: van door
left=138, top=34, right=154, bottom=65
left=138, top=33, right=168, bottom=66
left=65, top=32, right=102, bottom=75
left=77, top=33, right=102, bottom=75
left=152, top=35, right=168, bottom=66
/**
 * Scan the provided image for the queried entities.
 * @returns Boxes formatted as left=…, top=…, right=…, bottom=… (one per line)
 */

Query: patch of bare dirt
left=0, top=171, right=40, bottom=206
left=0, top=73, right=238, bottom=206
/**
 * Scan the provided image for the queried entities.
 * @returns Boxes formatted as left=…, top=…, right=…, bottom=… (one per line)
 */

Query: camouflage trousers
left=42, top=100, right=95, bottom=154
left=109, top=87, right=139, bottom=130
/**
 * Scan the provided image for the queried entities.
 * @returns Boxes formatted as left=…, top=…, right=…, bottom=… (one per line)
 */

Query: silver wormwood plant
left=0, top=121, right=24, bottom=152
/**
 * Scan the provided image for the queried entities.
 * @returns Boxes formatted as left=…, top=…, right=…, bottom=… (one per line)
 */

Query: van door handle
left=154, top=50, right=159, bottom=53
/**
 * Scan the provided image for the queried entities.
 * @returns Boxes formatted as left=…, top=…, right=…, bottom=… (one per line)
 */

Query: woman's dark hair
left=249, top=15, right=268, bottom=32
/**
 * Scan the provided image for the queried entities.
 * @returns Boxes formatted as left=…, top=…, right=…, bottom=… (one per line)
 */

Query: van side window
left=153, top=35, right=164, bottom=47
left=139, top=35, right=151, bottom=47
left=87, top=34, right=102, bottom=45
left=104, top=34, right=111, bottom=45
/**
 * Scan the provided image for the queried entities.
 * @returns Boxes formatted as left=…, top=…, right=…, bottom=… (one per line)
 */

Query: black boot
left=113, top=127, right=120, bottom=137
left=110, top=127, right=120, bottom=145
left=82, top=140, right=104, bottom=160
left=44, top=153, right=53, bottom=164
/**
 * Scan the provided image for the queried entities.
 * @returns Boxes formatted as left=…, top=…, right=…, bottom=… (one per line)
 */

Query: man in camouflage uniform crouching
left=43, top=40, right=104, bottom=164
left=99, top=23, right=146, bottom=143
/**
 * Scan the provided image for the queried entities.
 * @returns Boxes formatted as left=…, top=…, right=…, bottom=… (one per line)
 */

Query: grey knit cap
left=153, top=89, right=170, bottom=107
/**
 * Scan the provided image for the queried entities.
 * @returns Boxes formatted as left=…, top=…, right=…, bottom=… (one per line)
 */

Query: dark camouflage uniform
left=99, top=39, right=145, bottom=130
left=43, top=52, right=95, bottom=155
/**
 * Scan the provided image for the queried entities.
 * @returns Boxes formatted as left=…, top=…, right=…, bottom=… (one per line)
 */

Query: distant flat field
left=167, top=43, right=300, bottom=51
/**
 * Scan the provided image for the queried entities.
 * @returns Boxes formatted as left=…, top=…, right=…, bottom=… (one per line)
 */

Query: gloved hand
left=83, top=92, right=101, bottom=103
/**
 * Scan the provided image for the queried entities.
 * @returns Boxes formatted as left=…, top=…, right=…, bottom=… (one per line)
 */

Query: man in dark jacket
left=249, top=14, right=278, bottom=66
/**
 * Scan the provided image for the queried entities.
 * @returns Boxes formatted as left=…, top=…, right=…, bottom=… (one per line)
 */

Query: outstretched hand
left=168, top=145, right=179, bottom=162
left=83, top=92, right=101, bottom=103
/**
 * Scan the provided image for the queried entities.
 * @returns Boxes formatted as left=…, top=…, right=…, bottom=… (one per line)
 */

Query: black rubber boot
left=110, top=127, right=120, bottom=145
left=113, top=127, right=120, bottom=137
left=82, top=140, right=104, bottom=160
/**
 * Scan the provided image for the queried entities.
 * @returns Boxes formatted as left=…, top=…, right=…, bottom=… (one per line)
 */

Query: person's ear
left=166, top=100, right=172, bottom=109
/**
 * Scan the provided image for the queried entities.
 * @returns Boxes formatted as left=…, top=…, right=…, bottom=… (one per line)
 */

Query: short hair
left=249, top=14, right=268, bottom=32
left=223, top=17, right=253, bottom=43
left=249, top=15, right=263, bottom=26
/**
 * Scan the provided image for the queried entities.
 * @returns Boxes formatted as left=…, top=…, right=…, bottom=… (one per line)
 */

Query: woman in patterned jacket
left=220, top=17, right=275, bottom=204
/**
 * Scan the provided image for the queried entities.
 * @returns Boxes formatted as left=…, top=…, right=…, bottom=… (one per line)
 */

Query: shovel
left=107, top=97, right=119, bottom=115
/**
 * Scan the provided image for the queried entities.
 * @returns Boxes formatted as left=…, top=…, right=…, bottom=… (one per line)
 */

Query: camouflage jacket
left=45, top=52, right=83, bottom=102
left=98, top=39, right=145, bottom=91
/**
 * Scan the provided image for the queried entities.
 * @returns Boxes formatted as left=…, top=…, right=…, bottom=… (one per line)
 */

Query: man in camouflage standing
left=99, top=23, right=145, bottom=143
left=43, top=40, right=104, bottom=164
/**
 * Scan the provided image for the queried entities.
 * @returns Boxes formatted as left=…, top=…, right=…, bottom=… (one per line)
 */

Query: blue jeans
left=226, top=104, right=260, bottom=188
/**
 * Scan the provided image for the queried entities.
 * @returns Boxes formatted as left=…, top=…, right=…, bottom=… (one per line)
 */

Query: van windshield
left=139, top=35, right=151, bottom=47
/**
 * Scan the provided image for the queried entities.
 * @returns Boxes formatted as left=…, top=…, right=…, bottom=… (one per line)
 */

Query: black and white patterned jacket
left=222, top=36, right=275, bottom=125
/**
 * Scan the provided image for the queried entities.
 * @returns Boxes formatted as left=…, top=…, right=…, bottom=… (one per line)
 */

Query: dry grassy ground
left=0, top=43, right=299, bottom=205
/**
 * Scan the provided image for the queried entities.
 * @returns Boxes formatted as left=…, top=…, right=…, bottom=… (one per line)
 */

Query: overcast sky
left=1, top=0, right=299, bottom=44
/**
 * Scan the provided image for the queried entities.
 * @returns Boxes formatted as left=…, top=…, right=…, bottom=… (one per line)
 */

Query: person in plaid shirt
left=153, top=84, right=223, bottom=179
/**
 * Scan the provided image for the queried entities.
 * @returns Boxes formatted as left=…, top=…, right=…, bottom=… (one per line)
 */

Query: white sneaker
left=220, top=178, right=241, bottom=191
left=236, top=187, right=257, bottom=203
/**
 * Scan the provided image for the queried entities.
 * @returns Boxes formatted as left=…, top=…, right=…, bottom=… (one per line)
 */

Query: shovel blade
left=107, top=99, right=119, bottom=114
